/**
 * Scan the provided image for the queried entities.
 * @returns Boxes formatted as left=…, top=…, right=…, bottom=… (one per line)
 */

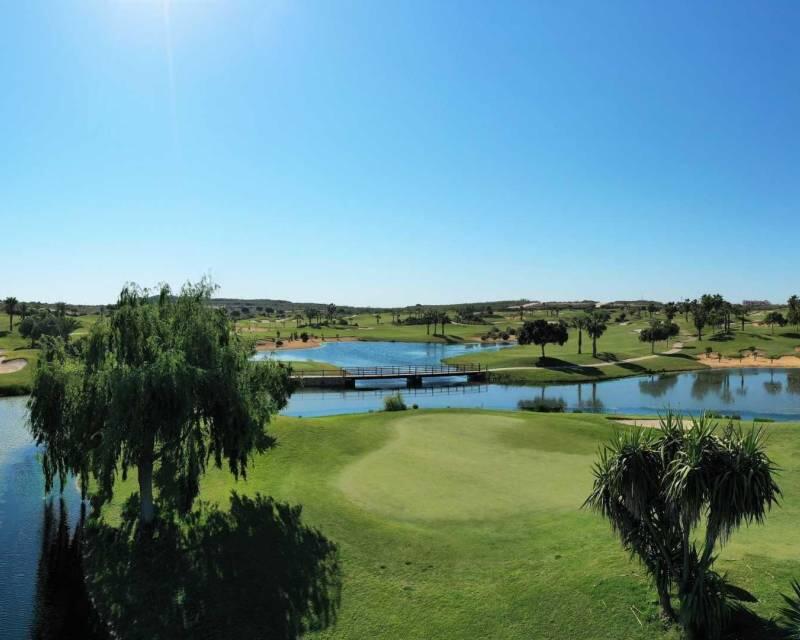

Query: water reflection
left=31, top=499, right=104, bottom=640
left=284, top=368, right=800, bottom=420
left=638, top=374, right=678, bottom=398
left=788, top=371, right=800, bottom=395
left=691, top=371, right=734, bottom=404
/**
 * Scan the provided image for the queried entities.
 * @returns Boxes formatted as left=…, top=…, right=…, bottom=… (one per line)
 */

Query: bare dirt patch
left=255, top=336, right=357, bottom=352
left=699, top=354, right=800, bottom=369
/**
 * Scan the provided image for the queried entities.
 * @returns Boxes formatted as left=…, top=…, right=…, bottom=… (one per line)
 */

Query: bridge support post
left=406, top=375, right=423, bottom=388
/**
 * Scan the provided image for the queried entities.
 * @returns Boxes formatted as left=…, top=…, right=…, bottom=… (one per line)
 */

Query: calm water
left=255, top=339, right=511, bottom=368
left=262, top=341, right=800, bottom=419
left=4, top=343, right=800, bottom=635
left=0, top=396, right=97, bottom=639
left=284, top=368, right=800, bottom=419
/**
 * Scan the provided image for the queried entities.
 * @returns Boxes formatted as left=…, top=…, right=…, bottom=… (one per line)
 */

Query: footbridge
left=291, top=363, right=488, bottom=389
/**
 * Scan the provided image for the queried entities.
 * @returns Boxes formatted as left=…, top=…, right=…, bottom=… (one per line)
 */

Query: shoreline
left=255, top=336, right=358, bottom=352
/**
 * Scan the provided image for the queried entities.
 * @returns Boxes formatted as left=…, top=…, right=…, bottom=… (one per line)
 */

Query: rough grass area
left=96, top=410, right=800, bottom=639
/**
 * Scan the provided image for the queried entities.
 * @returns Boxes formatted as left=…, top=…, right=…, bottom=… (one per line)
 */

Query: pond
left=254, top=339, right=511, bottom=368
left=0, top=396, right=101, bottom=639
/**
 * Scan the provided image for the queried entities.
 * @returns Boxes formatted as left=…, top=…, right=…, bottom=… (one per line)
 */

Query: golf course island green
left=96, top=409, right=800, bottom=639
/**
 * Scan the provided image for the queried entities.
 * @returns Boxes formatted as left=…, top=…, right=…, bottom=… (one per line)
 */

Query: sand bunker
left=0, top=358, right=27, bottom=374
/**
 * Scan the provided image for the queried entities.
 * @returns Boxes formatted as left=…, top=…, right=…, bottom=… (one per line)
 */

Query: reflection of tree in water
left=764, top=369, right=783, bottom=396
left=764, top=382, right=783, bottom=395
left=691, top=372, right=734, bottom=404
left=736, top=372, right=748, bottom=397
left=576, top=383, right=604, bottom=412
left=787, top=371, right=800, bottom=395
left=32, top=499, right=106, bottom=640
left=85, top=492, right=341, bottom=640
left=638, top=374, right=678, bottom=398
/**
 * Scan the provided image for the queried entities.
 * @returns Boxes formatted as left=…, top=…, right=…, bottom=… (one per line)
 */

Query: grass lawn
left=97, top=409, right=800, bottom=639
left=237, top=312, right=499, bottom=343
left=282, top=359, right=342, bottom=373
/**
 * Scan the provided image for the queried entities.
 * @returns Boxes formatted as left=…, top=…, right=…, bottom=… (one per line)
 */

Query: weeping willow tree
left=29, top=279, right=293, bottom=528
left=585, top=412, right=781, bottom=640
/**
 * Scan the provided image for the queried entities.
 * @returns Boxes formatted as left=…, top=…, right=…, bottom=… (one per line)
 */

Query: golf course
left=90, top=409, right=800, bottom=639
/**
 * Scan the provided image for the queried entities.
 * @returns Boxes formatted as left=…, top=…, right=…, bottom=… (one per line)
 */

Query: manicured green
left=97, top=409, right=800, bottom=639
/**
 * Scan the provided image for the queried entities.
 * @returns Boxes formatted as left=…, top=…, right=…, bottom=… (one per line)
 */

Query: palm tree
left=570, top=316, right=587, bottom=354
left=680, top=298, right=691, bottom=322
left=374, top=313, right=382, bottom=325
left=780, top=580, right=800, bottom=638
left=733, top=304, right=749, bottom=332
left=4, top=296, right=18, bottom=331
left=584, top=311, right=608, bottom=357
left=585, top=412, right=780, bottom=638
left=438, top=312, right=449, bottom=336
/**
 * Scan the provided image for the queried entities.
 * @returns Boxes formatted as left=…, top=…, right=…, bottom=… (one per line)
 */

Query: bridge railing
left=289, top=363, right=484, bottom=378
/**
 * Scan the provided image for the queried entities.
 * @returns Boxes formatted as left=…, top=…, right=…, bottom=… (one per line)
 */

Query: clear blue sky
left=1, top=1, right=798, bottom=306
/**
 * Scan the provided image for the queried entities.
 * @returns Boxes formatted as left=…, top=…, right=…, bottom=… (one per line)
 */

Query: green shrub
left=517, top=397, right=566, bottom=413
left=383, top=393, right=407, bottom=412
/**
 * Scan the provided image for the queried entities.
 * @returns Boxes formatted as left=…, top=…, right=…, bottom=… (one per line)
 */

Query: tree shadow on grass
left=535, top=357, right=605, bottom=377
left=722, top=606, right=791, bottom=639
left=85, top=492, right=341, bottom=640
left=615, top=361, right=648, bottom=374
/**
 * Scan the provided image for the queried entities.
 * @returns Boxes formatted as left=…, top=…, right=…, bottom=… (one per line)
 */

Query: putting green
left=337, top=413, right=591, bottom=521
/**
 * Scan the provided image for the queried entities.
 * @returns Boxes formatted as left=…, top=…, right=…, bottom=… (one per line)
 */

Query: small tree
left=585, top=412, right=780, bottom=639
left=764, top=311, right=787, bottom=335
left=4, top=296, right=18, bottom=331
left=788, top=295, right=800, bottom=329
left=639, top=320, right=680, bottom=354
left=28, top=280, right=293, bottom=528
left=517, top=319, right=568, bottom=359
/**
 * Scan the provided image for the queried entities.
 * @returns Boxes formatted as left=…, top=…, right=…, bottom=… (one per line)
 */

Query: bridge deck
left=291, top=363, right=484, bottom=379
left=290, top=363, right=486, bottom=387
